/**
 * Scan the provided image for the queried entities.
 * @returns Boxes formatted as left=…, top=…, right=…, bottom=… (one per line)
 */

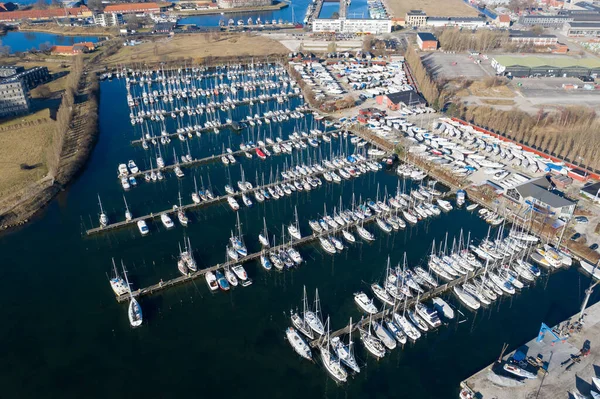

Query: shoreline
left=175, top=2, right=288, bottom=16
left=17, top=25, right=118, bottom=38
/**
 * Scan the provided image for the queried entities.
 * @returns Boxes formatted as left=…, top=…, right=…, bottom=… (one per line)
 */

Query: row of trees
left=405, top=45, right=443, bottom=108
left=434, top=28, right=509, bottom=52
left=447, top=103, right=600, bottom=170
left=46, top=56, right=84, bottom=179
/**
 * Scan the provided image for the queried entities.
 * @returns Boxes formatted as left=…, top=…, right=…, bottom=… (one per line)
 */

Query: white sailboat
left=109, top=258, right=128, bottom=296
left=305, top=288, right=325, bottom=336
left=320, top=317, right=348, bottom=383
left=288, top=206, right=302, bottom=240
left=123, top=195, right=132, bottom=221
left=123, top=261, right=142, bottom=328
left=258, top=218, right=270, bottom=247
left=98, top=194, right=108, bottom=227
left=286, top=327, right=312, bottom=361
left=174, top=191, right=188, bottom=226
left=291, top=286, right=315, bottom=339
left=330, top=318, right=360, bottom=373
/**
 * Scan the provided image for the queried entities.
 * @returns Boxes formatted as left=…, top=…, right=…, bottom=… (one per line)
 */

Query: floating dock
left=88, top=155, right=385, bottom=236
left=116, top=207, right=413, bottom=303
left=124, top=129, right=329, bottom=179
left=460, top=299, right=600, bottom=399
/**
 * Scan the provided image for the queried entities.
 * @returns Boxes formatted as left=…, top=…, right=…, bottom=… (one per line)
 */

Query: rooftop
left=427, top=16, right=486, bottom=21
left=407, top=10, right=426, bottom=16
left=104, top=2, right=161, bottom=12
left=515, top=178, right=575, bottom=208
left=568, top=21, right=600, bottom=27
left=384, top=90, right=426, bottom=106
left=493, top=54, right=600, bottom=69
left=417, top=32, right=437, bottom=41
left=509, top=29, right=557, bottom=38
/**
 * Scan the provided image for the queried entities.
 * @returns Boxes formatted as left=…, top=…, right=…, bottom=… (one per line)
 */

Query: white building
left=312, top=17, right=391, bottom=34
left=94, top=12, right=124, bottom=27
left=425, top=16, right=488, bottom=29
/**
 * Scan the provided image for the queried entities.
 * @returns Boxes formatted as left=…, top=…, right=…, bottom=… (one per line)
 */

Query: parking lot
left=421, top=52, right=494, bottom=80
left=512, top=77, right=600, bottom=107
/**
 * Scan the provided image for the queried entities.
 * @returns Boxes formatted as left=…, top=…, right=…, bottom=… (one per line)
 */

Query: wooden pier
left=123, top=129, right=330, bottom=179
left=129, top=104, right=308, bottom=146
left=88, top=155, right=380, bottom=237
left=310, top=244, right=535, bottom=347
left=130, top=92, right=301, bottom=121
left=115, top=207, right=422, bottom=303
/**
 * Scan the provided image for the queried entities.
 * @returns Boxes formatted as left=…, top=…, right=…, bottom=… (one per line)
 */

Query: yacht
left=160, top=213, right=174, bottom=229
left=359, top=325, right=386, bottom=358
left=205, top=271, right=218, bottom=291
left=109, top=258, right=128, bottom=296
left=354, top=292, right=378, bottom=314
left=371, top=283, right=394, bottom=306
left=227, top=196, right=240, bottom=211
left=415, top=302, right=442, bottom=328
left=286, top=327, right=312, bottom=361
left=305, top=289, right=325, bottom=336
left=319, top=236, right=337, bottom=254
left=385, top=318, right=407, bottom=344
left=224, top=267, right=238, bottom=287
left=342, top=230, right=356, bottom=243
left=453, top=285, right=481, bottom=310
left=98, top=195, right=108, bottom=227
left=330, top=320, right=360, bottom=373
left=356, top=225, right=375, bottom=241
left=123, top=263, right=142, bottom=328
left=291, top=287, right=314, bottom=339
left=431, top=297, right=454, bottom=320
left=372, top=320, right=396, bottom=350
left=137, top=220, right=149, bottom=236
left=216, top=270, right=230, bottom=291
left=393, top=312, right=421, bottom=341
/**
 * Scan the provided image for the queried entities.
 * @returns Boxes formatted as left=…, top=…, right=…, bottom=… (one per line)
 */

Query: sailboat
left=291, top=286, right=314, bottom=339
left=98, top=194, right=108, bottom=227
left=122, top=261, right=142, bottom=328
left=319, top=317, right=348, bottom=383
left=305, top=288, right=325, bottom=336
left=286, top=327, right=312, bottom=361
left=173, top=191, right=188, bottom=226
left=192, top=176, right=201, bottom=204
left=123, top=195, right=132, bottom=221
left=359, top=316, right=386, bottom=358
left=330, top=317, right=360, bottom=373
left=109, top=258, right=128, bottom=296
left=258, top=218, right=270, bottom=247
left=288, top=206, right=302, bottom=240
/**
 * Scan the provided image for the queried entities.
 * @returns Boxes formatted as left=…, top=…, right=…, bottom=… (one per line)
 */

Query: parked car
left=590, top=243, right=599, bottom=251
left=575, top=216, right=589, bottom=224
left=571, top=233, right=582, bottom=241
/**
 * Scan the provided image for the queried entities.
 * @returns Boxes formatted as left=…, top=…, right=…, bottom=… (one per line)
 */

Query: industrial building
left=580, top=181, right=600, bottom=204
left=0, top=5, right=91, bottom=22
left=491, top=55, right=600, bottom=77
left=0, top=78, right=30, bottom=119
left=103, top=2, right=162, bottom=15
left=375, top=90, right=426, bottom=110
left=405, top=10, right=427, bottom=27
left=425, top=16, right=487, bottom=28
left=416, top=32, right=438, bottom=51
left=312, top=18, right=391, bottom=34
left=216, top=0, right=271, bottom=8
left=505, top=177, right=576, bottom=219
left=508, top=30, right=558, bottom=46
left=564, top=21, right=600, bottom=37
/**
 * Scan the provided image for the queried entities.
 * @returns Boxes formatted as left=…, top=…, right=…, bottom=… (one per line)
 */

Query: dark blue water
left=0, top=31, right=100, bottom=54
left=0, top=75, right=596, bottom=398
left=179, top=0, right=310, bottom=27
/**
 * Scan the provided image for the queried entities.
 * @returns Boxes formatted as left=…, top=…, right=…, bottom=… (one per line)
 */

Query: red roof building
left=103, top=2, right=162, bottom=15
left=50, top=42, right=95, bottom=56
left=0, top=5, right=91, bottom=21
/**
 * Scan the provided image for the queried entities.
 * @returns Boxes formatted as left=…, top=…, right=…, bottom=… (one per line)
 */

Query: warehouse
left=564, top=22, right=600, bottom=37
left=491, top=55, right=600, bottom=77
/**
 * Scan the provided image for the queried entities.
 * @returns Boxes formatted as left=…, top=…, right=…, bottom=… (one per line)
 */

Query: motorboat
left=160, top=213, right=174, bottom=229
left=205, top=271, right=218, bottom=291
left=137, top=220, right=149, bottom=236
left=415, top=302, right=442, bottom=328
left=503, top=363, right=537, bottom=379
left=354, top=292, right=378, bottom=314
left=431, top=297, right=454, bottom=320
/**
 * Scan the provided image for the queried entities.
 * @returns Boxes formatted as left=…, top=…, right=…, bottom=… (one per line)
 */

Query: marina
left=2, top=56, right=599, bottom=399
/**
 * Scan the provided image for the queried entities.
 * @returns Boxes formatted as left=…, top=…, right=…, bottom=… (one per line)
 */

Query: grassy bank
left=103, top=33, right=288, bottom=65
left=18, top=23, right=118, bottom=37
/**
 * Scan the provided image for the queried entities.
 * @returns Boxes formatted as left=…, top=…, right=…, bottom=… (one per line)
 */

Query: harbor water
left=0, top=76, right=598, bottom=398
left=0, top=31, right=100, bottom=54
